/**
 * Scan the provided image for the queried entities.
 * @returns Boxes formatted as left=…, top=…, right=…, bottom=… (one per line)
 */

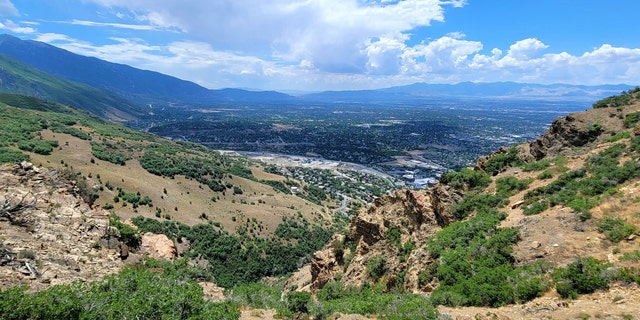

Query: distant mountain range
left=0, top=34, right=634, bottom=120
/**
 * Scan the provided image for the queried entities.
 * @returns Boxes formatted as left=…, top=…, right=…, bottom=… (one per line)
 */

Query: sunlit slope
left=0, top=93, right=333, bottom=234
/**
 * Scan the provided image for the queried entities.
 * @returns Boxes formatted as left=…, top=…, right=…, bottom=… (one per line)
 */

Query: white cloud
left=0, top=19, right=35, bottom=33
left=0, top=0, right=17, bottom=16
left=85, top=0, right=455, bottom=73
left=70, top=19, right=161, bottom=31
left=12, top=0, right=639, bottom=90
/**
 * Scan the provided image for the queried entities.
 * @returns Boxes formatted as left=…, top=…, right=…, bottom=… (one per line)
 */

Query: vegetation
left=592, top=87, right=640, bottom=109
left=131, top=215, right=334, bottom=288
left=598, top=217, right=637, bottom=242
left=523, top=142, right=640, bottom=220
left=0, top=260, right=240, bottom=319
left=440, top=168, right=491, bottom=191
left=90, top=141, right=131, bottom=165
left=553, top=257, right=612, bottom=299
left=483, top=147, right=522, bottom=175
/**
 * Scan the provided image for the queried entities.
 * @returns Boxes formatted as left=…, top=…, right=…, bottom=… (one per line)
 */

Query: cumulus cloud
left=11, top=0, right=638, bottom=90
left=85, top=0, right=456, bottom=73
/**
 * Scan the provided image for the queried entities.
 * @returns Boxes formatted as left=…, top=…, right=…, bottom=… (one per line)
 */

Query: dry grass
left=30, top=129, right=332, bottom=235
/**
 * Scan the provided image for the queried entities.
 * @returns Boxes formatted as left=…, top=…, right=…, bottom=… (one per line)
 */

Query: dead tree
left=0, top=192, right=37, bottom=226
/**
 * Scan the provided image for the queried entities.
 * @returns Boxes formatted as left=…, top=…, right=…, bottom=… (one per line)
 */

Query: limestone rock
left=139, top=232, right=176, bottom=260
left=306, top=185, right=461, bottom=293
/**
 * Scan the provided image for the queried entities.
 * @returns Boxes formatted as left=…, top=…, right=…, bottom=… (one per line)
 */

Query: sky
left=0, top=0, right=639, bottom=91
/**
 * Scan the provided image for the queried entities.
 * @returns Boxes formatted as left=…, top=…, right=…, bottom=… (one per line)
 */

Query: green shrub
left=537, top=170, right=554, bottom=180
left=285, top=291, right=311, bottom=314
left=109, top=214, right=141, bottom=248
left=440, top=168, right=491, bottom=191
left=607, top=131, right=632, bottom=142
left=0, top=148, right=29, bottom=164
left=522, top=200, right=547, bottom=215
left=620, top=250, right=640, bottom=262
left=495, top=176, right=532, bottom=196
left=367, top=256, right=387, bottom=281
left=553, top=257, right=611, bottom=299
left=18, top=139, right=58, bottom=155
left=522, top=159, right=551, bottom=172
left=484, top=147, right=522, bottom=175
left=452, top=193, right=508, bottom=219
left=0, top=263, right=241, bottom=319
left=385, top=227, right=401, bottom=245
left=598, top=217, right=637, bottom=242
left=624, top=111, right=640, bottom=128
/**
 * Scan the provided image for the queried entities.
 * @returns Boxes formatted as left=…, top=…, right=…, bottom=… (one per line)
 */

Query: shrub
left=484, top=147, right=522, bottom=175
left=522, top=159, right=551, bottom=172
left=367, top=256, right=387, bottom=281
left=495, top=176, right=532, bottom=196
left=598, top=217, right=637, bottom=242
left=108, top=214, right=141, bottom=248
left=440, top=168, right=491, bottom=191
left=285, top=291, right=311, bottom=314
left=537, top=170, right=554, bottom=180
left=553, top=257, right=611, bottom=299
left=624, top=111, right=640, bottom=128
left=522, top=200, right=547, bottom=215
left=0, top=148, right=29, bottom=164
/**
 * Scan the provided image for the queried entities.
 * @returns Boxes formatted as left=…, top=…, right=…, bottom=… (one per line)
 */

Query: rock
left=310, top=233, right=344, bottom=291
left=0, top=163, right=124, bottom=292
left=306, top=185, right=462, bottom=293
left=139, top=233, right=176, bottom=260
left=512, top=200, right=525, bottom=209
left=119, top=243, right=129, bottom=260
left=531, top=241, right=542, bottom=249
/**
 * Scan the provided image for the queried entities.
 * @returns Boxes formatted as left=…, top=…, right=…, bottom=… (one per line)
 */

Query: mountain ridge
left=0, top=34, right=634, bottom=110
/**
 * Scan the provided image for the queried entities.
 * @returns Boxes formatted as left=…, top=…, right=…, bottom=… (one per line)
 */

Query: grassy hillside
left=0, top=54, right=144, bottom=121
left=0, top=93, right=339, bottom=230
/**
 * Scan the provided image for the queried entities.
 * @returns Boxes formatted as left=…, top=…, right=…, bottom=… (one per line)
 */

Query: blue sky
left=0, top=0, right=639, bottom=91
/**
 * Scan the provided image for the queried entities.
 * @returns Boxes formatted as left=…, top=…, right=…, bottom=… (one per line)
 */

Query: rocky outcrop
left=528, top=107, right=628, bottom=160
left=140, top=232, right=177, bottom=260
left=308, top=185, right=461, bottom=293
left=0, top=162, right=124, bottom=292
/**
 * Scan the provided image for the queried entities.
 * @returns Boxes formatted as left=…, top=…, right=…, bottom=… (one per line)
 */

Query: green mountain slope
left=0, top=54, right=144, bottom=121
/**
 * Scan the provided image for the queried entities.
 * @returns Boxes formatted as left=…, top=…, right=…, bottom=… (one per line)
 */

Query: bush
left=624, top=111, right=640, bottom=128
left=495, top=176, right=532, bottom=196
left=484, top=147, right=522, bottom=175
left=367, top=256, right=387, bottom=281
left=285, top=291, right=311, bottom=314
left=109, top=214, right=141, bottom=248
left=0, top=264, right=241, bottom=319
left=0, top=148, right=29, bottom=164
left=440, top=168, right=491, bottom=191
left=522, top=159, right=551, bottom=172
left=553, top=257, right=611, bottom=299
left=522, top=200, right=547, bottom=215
left=598, top=217, right=637, bottom=242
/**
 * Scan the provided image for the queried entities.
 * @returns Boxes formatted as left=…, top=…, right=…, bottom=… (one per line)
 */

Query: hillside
left=282, top=88, right=640, bottom=319
left=0, top=54, right=144, bottom=121
left=0, top=34, right=293, bottom=105
left=2, top=89, right=640, bottom=319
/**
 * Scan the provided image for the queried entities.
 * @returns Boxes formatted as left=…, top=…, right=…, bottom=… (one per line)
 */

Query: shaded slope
left=0, top=34, right=294, bottom=105
left=0, top=54, right=144, bottom=120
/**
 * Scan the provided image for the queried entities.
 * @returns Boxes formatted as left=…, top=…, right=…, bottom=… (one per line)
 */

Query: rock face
left=0, top=162, right=124, bottom=291
left=308, top=185, right=461, bottom=293
left=528, top=107, right=627, bottom=160
left=140, top=232, right=177, bottom=260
